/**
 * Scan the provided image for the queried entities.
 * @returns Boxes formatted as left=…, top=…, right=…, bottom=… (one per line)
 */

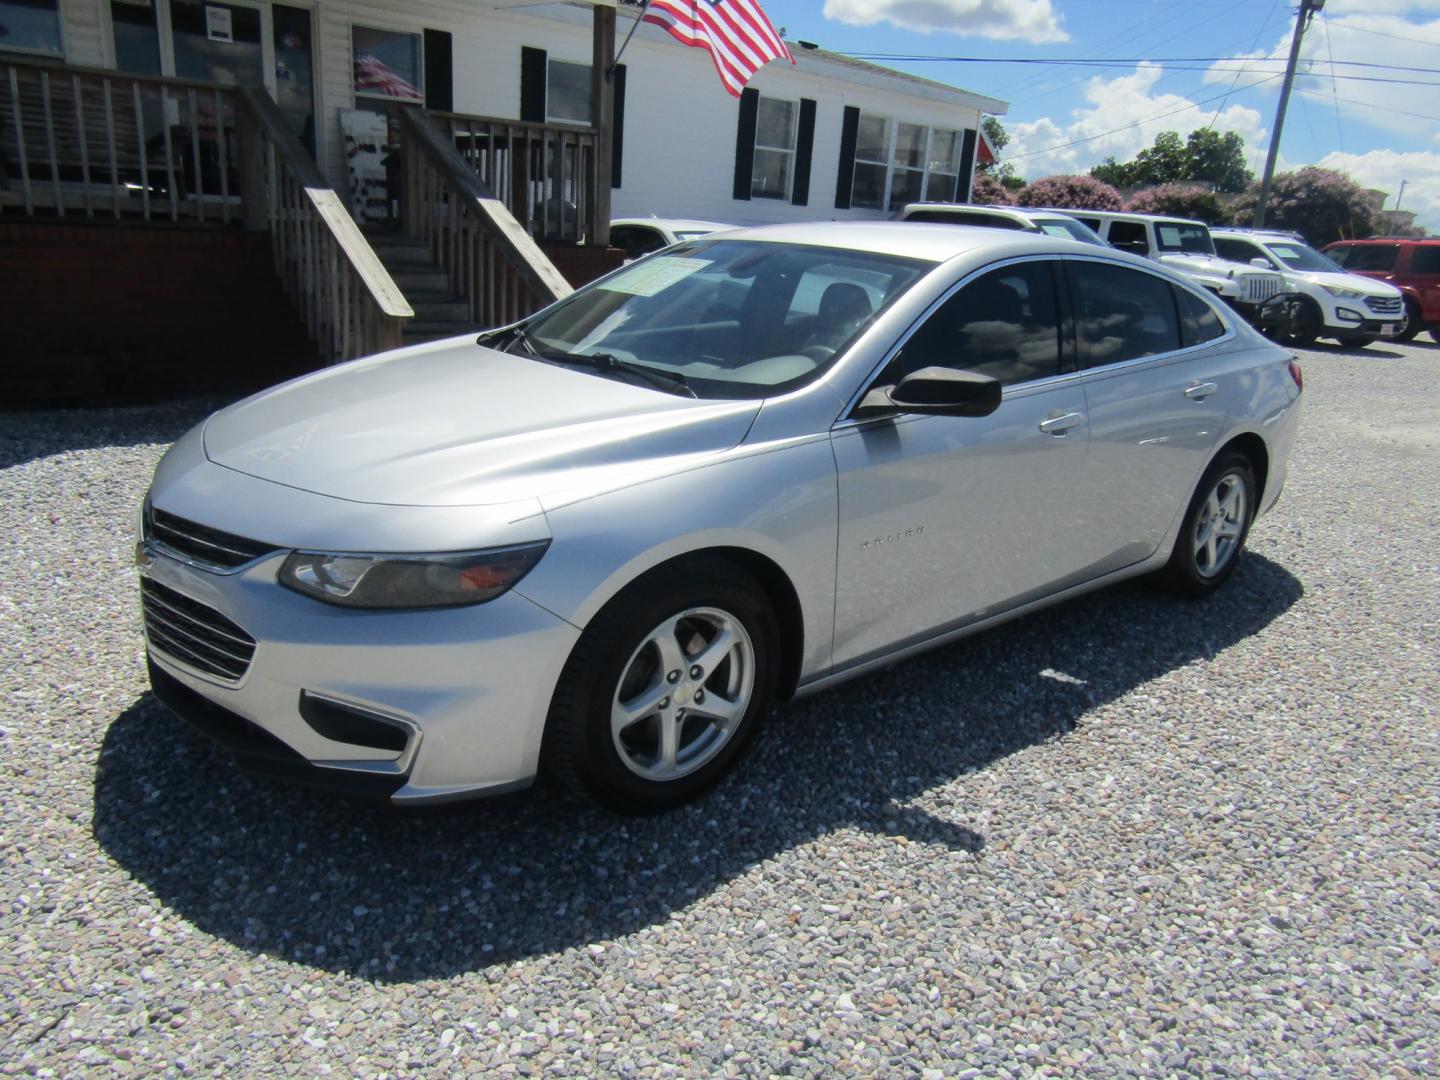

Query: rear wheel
left=1396, top=297, right=1422, bottom=342
left=1163, top=452, right=1257, bottom=597
left=543, top=559, right=779, bottom=813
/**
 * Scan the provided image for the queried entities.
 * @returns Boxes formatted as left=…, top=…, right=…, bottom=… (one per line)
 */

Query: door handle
left=1184, top=382, right=1218, bottom=400
left=1038, top=411, right=1084, bottom=435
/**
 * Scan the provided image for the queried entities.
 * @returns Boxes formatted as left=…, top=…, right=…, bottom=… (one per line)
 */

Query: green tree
left=1131, top=131, right=1188, bottom=186
left=1090, top=155, right=1136, bottom=188
left=977, top=115, right=1024, bottom=192
left=1184, top=129, right=1252, bottom=193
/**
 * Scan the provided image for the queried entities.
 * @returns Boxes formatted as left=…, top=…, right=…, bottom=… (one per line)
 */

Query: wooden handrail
left=398, top=107, right=572, bottom=326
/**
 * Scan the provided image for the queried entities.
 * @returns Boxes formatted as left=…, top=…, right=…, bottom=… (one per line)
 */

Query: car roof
left=1325, top=236, right=1439, bottom=245
left=1212, top=228, right=1304, bottom=243
left=611, top=217, right=734, bottom=231
left=709, top=220, right=1117, bottom=262
left=1069, top=210, right=1208, bottom=227
left=899, top=203, right=1083, bottom=223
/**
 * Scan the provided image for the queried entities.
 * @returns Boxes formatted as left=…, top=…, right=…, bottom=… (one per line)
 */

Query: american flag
left=642, top=0, right=795, bottom=98
left=354, top=54, right=422, bottom=102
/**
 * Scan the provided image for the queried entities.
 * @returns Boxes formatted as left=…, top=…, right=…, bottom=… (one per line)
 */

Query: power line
left=1207, top=0, right=1280, bottom=130
left=845, top=54, right=1440, bottom=75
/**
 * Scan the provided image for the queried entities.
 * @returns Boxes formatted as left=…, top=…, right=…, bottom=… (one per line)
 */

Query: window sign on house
left=0, top=0, right=64, bottom=55
left=752, top=96, right=796, bottom=200
left=353, top=25, right=422, bottom=102
left=852, top=115, right=967, bottom=212
left=547, top=59, right=592, bottom=124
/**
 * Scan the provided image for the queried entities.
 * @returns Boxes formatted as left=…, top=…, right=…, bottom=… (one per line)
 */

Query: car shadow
left=0, top=398, right=224, bottom=470
left=92, top=554, right=1302, bottom=982
left=1307, top=341, right=1407, bottom=359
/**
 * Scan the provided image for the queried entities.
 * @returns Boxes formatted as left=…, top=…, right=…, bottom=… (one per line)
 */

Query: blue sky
left=756, top=0, right=1440, bottom=230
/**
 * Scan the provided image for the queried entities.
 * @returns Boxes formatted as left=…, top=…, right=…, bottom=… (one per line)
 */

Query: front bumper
left=139, top=548, right=581, bottom=804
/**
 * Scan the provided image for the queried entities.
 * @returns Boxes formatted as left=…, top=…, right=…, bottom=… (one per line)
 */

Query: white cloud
left=1324, top=1, right=1440, bottom=12
left=822, top=0, right=1068, bottom=44
left=1318, top=149, right=1440, bottom=231
left=1205, top=13, right=1440, bottom=139
left=1004, top=64, right=1267, bottom=178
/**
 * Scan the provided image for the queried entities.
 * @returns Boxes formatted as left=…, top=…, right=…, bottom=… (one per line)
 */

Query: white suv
left=1211, top=228, right=1406, bottom=347
left=1065, top=211, right=1285, bottom=325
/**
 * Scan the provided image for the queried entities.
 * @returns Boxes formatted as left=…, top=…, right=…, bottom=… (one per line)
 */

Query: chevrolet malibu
left=138, top=223, right=1303, bottom=813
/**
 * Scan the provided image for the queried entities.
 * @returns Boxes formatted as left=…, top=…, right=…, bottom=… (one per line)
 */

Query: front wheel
left=1163, top=452, right=1257, bottom=597
left=543, top=559, right=779, bottom=813
left=1269, top=296, right=1320, bottom=347
left=1396, top=297, right=1422, bottom=342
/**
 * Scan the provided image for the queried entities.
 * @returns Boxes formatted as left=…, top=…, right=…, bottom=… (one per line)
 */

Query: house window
left=752, top=96, right=796, bottom=200
left=851, top=117, right=967, bottom=212
left=0, top=0, right=63, bottom=55
left=353, top=25, right=422, bottom=102
left=110, top=0, right=160, bottom=74
left=548, top=59, right=591, bottom=124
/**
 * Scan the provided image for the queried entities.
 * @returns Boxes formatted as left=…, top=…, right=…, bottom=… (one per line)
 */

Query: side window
left=1214, top=238, right=1264, bottom=265
left=891, top=262, right=1062, bottom=387
left=1174, top=286, right=1226, bottom=347
left=1107, top=221, right=1150, bottom=256
left=1411, top=247, right=1440, bottom=274
left=1073, top=217, right=1101, bottom=232
left=1070, top=262, right=1183, bottom=367
left=610, top=225, right=665, bottom=259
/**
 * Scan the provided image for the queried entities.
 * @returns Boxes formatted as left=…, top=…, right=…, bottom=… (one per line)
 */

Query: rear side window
left=1411, top=247, right=1440, bottom=273
left=1108, top=221, right=1150, bottom=255
left=1175, top=286, right=1226, bottom=347
left=1214, top=237, right=1266, bottom=265
left=1328, top=244, right=1398, bottom=272
left=893, top=261, right=1063, bottom=386
left=1069, top=262, right=1183, bottom=368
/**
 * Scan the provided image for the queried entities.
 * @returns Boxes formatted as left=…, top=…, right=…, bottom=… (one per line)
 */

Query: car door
left=1065, top=258, right=1231, bottom=572
left=830, top=258, right=1092, bottom=670
left=1409, top=245, right=1440, bottom=322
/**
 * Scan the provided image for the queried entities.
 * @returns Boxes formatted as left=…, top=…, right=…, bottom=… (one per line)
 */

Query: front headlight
left=279, top=542, right=550, bottom=609
left=1322, top=283, right=1364, bottom=300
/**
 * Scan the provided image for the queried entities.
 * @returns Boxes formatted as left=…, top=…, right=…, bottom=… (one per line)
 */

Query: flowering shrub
left=1015, top=174, right=1124, bottom=210
left=970, top=173, right=1012, bottom=205
left=1230, top=168, right=1377, bottom=245
left=1125, top=183, right=1229, bottom=225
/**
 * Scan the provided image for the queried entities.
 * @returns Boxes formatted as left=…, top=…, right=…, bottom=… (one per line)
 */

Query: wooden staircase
left=364, top=233, right=480, bottom=344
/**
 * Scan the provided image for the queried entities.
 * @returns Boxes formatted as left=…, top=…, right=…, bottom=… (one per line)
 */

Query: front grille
left=147, top=507, right=279, bottom=572
left=1365, top=295, right=1402, bottom=315
left=141, top=578, right=257, bottom=683
left=1242, top=273, right=1283, bottom=303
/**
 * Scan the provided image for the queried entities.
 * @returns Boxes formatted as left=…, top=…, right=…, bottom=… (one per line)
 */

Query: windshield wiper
left=536, top=350, right=697, bottom=398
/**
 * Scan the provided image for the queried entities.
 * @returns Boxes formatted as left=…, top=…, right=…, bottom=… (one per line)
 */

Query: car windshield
left=512, top=240, right=932, bottom=399
left=1266, top=241, right=1342, bottom=272
left=1327, top=244, right=1398, bottom=272
left=1155, top=222, right=1216, bottom=255
left=1035, top=218, right=1107, bottom=246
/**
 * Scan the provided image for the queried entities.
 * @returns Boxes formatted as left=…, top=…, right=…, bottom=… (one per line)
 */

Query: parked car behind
left=1064, top=211, right=1286, bottom=329
left=138, top=223, right=1302, bottom=813
left=1212, top=228, right=1405, bottom=347
left=896, top=203, right=1107, bottom=246
left=1322, top=237, right=1440, bottom=343
left=610, top=217, right=735, bottom=260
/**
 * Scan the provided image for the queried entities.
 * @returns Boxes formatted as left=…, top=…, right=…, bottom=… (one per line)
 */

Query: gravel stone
left=2, top=341, right=1437, bottom=1076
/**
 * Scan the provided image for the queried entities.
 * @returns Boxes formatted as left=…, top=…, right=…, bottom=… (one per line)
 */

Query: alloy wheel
left=1193, top=472, right=1248, bottom=578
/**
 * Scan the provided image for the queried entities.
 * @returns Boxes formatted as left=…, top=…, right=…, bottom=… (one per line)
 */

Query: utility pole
left=1394, top=179, right=1407, bottom=213
left=1255, top=0, right=1324, bottom=228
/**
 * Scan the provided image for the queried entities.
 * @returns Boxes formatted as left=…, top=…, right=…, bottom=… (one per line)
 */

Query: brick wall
left=1, top=222, right=322, bottom=409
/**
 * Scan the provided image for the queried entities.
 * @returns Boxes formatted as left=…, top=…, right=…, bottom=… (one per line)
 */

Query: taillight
left=1288, top=358, right=1303, bottom=392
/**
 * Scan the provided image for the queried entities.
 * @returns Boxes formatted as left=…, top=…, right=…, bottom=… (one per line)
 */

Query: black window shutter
left=520, top=46, right=547, bottom=123
left=732, top=87, right=759, bottom=201
left=611, top=63, right=627, bottom=188
left=423, top=30, right=452, bottom=112
left=791, top=98, right=816, bottom=206
left=955, top=128, right=978, bottom=201
left=834, top=106, right=860, bottom=209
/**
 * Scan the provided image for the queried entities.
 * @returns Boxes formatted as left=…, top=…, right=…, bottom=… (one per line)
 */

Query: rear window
left=1328, top=244, right=1398, bottom=272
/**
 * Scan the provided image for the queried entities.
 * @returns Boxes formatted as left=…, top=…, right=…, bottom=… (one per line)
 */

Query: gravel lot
left=2, top=338, right=1437, bottom=1077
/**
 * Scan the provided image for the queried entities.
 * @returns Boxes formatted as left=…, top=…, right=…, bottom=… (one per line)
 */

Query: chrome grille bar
left=141, top=579, right=256, bottom=683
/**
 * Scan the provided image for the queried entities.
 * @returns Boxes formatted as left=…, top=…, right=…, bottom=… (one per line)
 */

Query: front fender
left=513, top=436, right=839, bottom=681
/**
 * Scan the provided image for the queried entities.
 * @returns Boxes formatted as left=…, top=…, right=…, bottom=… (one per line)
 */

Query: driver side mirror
left=1250, top=257, right=1273, bottom=269
left=856, top=366, right=1002, bottom=419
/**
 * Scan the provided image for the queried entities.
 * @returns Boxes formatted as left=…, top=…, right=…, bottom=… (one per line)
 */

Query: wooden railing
left=426, top=110, right=598, bottom=247
left=398, top=107, right=572, bottom=328
left=1, top=56, right=411, bottom=361
left=1, top=57, right=244, bottom=222
left=238, top=87, right=412, bottom=359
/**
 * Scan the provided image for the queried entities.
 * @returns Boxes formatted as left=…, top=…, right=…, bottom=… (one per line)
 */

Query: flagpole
left=610, top=0, right=652, bottom=75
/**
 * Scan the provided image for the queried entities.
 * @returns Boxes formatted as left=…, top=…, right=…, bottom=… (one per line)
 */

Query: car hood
left=1158, top=253, right=1265, bottom=279
left=203, top=339, right=762, bottom=508
left=1289, top=270, right=1402, bottom=297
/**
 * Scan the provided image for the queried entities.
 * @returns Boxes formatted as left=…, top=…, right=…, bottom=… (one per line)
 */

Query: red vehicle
left=1323, top=238, right=1440, bottom=343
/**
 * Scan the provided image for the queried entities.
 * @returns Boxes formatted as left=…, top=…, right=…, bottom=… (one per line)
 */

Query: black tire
left=1430, top=327, right=1440, bottom=346
left=1334, top=335, right=1378, bottom=348
left=542, top=558, right=780, bottom=813
left=1163, top=451, right=1257, bottom=598
left=1272, top=296, right=1321, bottom=347
left=1396, top=297, right=1422, bottom=342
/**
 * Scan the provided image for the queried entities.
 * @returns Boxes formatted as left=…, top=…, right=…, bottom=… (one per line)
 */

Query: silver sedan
left=137, top=223, right=1303, bottom=812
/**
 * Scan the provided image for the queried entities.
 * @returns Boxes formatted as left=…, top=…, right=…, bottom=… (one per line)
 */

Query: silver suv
left=1065, top=211, right=1286, bottom=324
left=1212, top=228, right=1405, bottom=347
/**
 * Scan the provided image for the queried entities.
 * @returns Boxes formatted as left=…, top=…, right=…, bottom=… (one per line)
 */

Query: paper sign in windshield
left=600, top=257, right=711, bottom=297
